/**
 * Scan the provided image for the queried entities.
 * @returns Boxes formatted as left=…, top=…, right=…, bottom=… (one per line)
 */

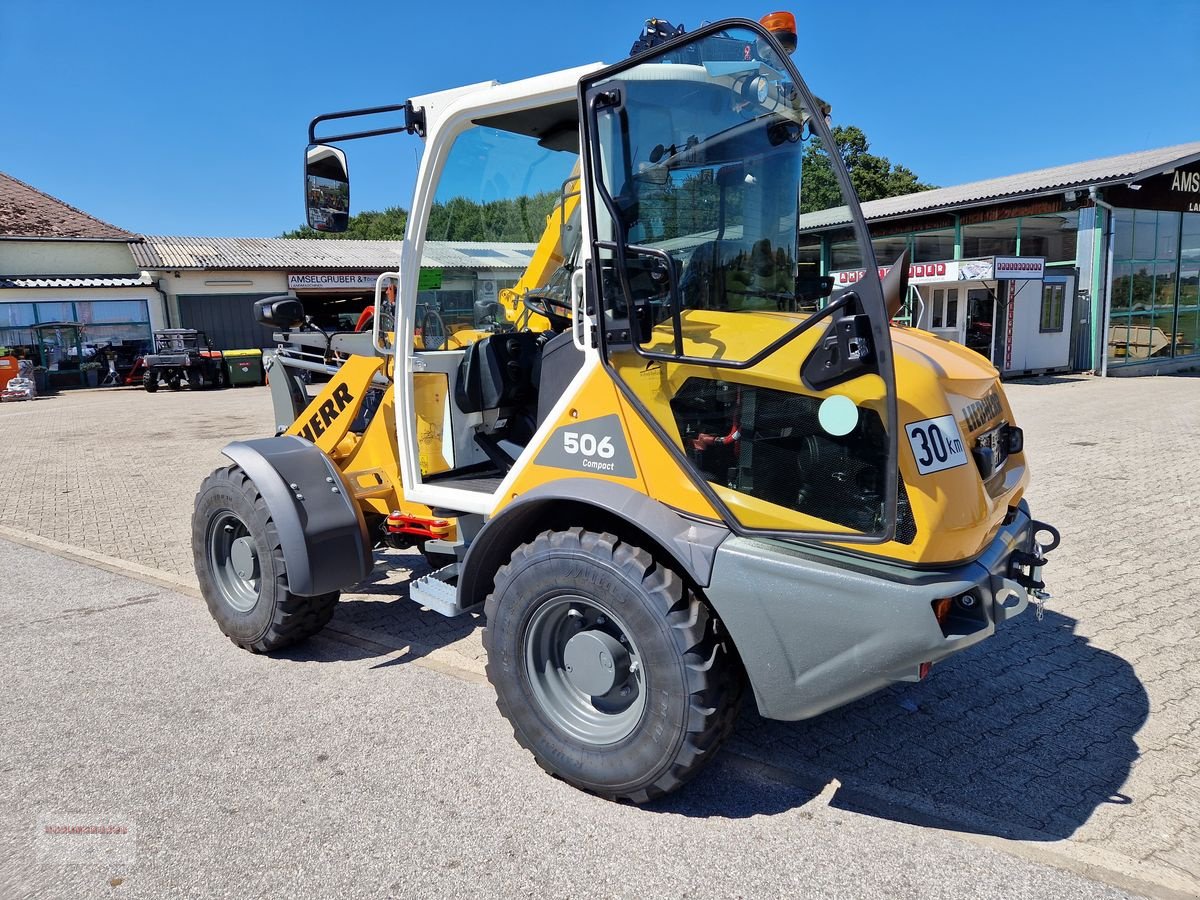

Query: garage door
left=177, top=293, right=276, bottom=351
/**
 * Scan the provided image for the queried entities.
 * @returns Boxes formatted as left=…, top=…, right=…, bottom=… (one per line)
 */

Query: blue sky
left=3, top=0, right=1198, bottom=238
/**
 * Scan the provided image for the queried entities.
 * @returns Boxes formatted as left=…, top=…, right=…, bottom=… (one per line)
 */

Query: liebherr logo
left=961, top=390, right=1003, bottom=434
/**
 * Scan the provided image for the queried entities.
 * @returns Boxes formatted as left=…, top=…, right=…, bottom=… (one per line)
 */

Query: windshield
left=590, top=25, right=867, bottom=357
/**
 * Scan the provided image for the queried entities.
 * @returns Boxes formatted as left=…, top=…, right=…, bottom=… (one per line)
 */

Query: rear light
left=1006, top=425, right=1024, bottom=454
left=932, top=596, right=954, bottom=628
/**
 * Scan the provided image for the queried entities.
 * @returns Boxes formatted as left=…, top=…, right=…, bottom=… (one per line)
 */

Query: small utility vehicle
left=142, top=329, right=226, bottom=392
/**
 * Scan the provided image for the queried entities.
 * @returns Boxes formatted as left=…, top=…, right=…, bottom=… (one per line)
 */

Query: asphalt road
left=0, top=539, right=1133, bottom=899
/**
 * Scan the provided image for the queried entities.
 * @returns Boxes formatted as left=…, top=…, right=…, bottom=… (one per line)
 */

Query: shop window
left=1110, top=263, right=1132, bottom=311
left=0, top=303, right=36, bottom=328
left=1039, top=283, right=1065, bottom=332
left=1018, top=212, right=1078, bottom=264
left=797, top=240, right=821, bottom=278
left=912, top=228, right=954, bottom=263
left=1132, top=209, right=1158, bottom=259
left=1113, top=209, right=1134, bottom=260
left=35, top=301, right=74, bottom=323
left=929, top=288, right=959, bottom=329
left=85, top=323, right=152, bottom=356
left=1156, top=211, right=1181, bottom=260
left=962, top=219, right=1018, bottom=258
left=871, top=234, right=909, bottom=267
left=830, top=239, right=862, bottom=270
left=77, top=300, right=148, bottom=324
left=0, top=326, right=37, bottom=361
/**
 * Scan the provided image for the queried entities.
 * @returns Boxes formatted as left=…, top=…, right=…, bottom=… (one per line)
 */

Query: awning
left=0, top=274, right=153, bottom=289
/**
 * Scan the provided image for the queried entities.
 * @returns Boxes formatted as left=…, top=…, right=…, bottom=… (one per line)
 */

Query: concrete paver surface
left=0, top=540, right=1131, bottom=899
left=0, top=374, right=1197, bottom=896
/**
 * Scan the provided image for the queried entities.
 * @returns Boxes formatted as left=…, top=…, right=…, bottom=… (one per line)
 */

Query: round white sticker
left=818, top=395, right=859, bottom=436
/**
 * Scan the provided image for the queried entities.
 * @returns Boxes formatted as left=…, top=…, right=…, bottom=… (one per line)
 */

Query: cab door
left=578, top=21, right=902, bottom=544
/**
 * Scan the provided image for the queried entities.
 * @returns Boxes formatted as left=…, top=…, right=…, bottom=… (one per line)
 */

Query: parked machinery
left=142, top=329, right=227, bottom=392
left=192, top=14, right=1059, bottom=802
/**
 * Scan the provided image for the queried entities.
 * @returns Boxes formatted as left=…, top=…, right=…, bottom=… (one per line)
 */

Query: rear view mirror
left=305, top=144, right=350, bottom=232
left=254, top=295, right=306, bottom=329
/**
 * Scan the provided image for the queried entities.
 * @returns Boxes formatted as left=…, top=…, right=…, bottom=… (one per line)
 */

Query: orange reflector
left=919, top=662, right=931, bottom=680
left=760, top=11, right=798, bottom=54
left=932, top=596, right=954, bottom=627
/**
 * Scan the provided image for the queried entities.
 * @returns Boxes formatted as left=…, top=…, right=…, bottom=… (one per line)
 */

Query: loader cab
left=386, top=22, right=901, bottom=544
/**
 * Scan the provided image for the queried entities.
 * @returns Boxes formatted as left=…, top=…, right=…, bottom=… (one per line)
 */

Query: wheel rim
left=524, top=596, right=647, bottom=745
left=207, top=510, right=261, bottom=613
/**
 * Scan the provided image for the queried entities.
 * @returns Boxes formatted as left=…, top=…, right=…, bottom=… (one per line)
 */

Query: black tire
left=214, top=366, right=227, bottom=389
left=143, top=371, right=158, bottom=393
left=192, top=464, right=339, bottom=652
left=191, top=370, right=208, bottom=390
left=483, top=528, right=742, bottom=803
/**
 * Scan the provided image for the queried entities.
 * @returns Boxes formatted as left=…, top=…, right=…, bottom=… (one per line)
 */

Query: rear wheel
left=193, top=465, right=339, bottom=652
left=191, top=370, right=208, bottom=390
left=142, top=371, right=158, bottom=393
left=483, top=528, right=742, bottom=803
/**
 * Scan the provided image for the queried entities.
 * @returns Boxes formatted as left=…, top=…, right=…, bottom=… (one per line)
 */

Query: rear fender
left=458, top=479, right=730, bottom=611
left=222, top=435, right=372, bottom=596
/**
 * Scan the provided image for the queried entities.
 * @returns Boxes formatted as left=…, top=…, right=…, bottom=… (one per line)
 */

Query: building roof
left=132, top=236, right=537, bottom=271
left=0, top=172, right=137, bottom=241
left=0, top=274, right=152, bottom=289
left=804, top=141, right=1200, bottom=231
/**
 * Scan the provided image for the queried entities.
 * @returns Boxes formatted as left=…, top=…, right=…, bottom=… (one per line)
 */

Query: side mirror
left=305, top=144, right=350, bottom=233
left=254, top=295, right=306, bottom=329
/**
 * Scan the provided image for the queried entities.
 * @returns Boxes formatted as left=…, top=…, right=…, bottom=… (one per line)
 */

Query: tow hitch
left=1010, top=520, right=1060, bottom=620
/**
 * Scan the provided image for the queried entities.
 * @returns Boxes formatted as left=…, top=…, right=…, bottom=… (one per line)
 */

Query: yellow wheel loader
left=193, top=15, right=1058, bottom=802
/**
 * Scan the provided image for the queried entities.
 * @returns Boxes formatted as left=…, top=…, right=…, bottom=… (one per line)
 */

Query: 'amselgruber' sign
left=288, top=272, right=380, bottom=290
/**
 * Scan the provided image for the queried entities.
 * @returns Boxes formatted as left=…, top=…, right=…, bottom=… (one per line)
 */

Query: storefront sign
left=1105, top=165, right=1200, bottom=212
left=831, top=256, right=1048, bottom=288
left=288, top=272, right=380, bottom=290
left=833, top=261, right=959, bottom=286
left=1004, top=281, right=1017, bottom=371
left=994, top=257, right=1045, bottom=280
left=418, top=268, right=443, bottom=291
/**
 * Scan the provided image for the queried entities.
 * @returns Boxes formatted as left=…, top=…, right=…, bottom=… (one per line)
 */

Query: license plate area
left=974, top=424, right=1009, bottom=478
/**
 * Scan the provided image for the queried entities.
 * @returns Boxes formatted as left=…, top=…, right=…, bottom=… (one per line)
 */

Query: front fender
left=222, top=435, right=372, bottom=596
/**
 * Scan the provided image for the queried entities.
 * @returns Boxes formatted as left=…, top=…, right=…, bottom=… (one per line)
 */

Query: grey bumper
left=706, top=502, right=1039, bottom=722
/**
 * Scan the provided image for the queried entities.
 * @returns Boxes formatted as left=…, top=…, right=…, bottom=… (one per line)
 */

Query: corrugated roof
left=132, top=236, right=536, bottom=271
left=803, top=141, right=1200, bottom=231
left=0, top=172, right=137, bottom=241
left=0, top=274, right=152, bottom=289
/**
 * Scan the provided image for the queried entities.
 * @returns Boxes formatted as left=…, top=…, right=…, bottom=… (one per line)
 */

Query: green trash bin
left=224, top=349, right=264, bottom=387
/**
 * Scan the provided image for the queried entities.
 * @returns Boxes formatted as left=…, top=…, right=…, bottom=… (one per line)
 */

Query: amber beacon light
left=760, top=11, right=798, bottom=54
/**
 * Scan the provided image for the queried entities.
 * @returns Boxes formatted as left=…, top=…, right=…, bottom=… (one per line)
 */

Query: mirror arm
left=308, top=100, right=425, bottom=144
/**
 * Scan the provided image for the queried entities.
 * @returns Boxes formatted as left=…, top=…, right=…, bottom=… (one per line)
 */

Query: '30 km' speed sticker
left=905, top=415, right=968, bottom=475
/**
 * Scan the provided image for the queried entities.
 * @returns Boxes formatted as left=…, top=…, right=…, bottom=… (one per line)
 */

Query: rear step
left=408, top=563, right=482, bottom=618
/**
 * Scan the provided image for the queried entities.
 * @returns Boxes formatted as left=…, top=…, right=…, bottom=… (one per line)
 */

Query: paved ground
left=0, top=375, right=1198, bottom=896
left=0, top=540, right=1132, bottom=900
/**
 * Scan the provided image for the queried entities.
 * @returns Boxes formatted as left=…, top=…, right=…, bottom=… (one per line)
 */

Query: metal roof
left=132, top=236, right=536, bottom=271
left=0, top=172, right=137, bottom=241
left=802, top=141, right=1200, bottom=231
left=0, top=274, right=152, bottom=289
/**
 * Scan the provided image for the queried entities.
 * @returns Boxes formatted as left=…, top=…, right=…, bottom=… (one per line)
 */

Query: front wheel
left=192, top=465, right=339, bottom=652
left=483, top=528, right=743, bottom=803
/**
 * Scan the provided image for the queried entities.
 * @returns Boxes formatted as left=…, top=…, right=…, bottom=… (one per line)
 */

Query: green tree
left=801, top=125, right=935, bottom=214
left=281, top=206, right=409, bottom=240
left=281, top=190, right=561, bottom=243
